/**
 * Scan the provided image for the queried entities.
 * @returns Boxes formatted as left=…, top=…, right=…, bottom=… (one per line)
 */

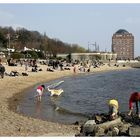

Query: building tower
left=112, top=29, right=134, bottom=60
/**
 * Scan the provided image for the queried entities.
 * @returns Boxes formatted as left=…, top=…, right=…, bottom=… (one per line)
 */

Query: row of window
left=113, top=47, right=132, bottom=51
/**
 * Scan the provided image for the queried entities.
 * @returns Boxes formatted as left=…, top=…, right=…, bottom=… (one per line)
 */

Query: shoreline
left=0, top=64, right=132, bottom=136
left=9, top=65, right=132, bottom=114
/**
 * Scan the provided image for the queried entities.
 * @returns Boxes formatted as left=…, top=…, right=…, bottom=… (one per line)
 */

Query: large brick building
left=112, top=29, right=134, bottom=60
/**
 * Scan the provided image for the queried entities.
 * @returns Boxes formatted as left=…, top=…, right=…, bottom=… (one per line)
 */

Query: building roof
left=115, top=29, right=129, bottom=34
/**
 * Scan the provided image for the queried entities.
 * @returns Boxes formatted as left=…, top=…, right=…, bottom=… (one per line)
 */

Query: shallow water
left=17, top=69, right=140, bottom=124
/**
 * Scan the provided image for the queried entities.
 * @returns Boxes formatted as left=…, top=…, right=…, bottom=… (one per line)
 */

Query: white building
left=24, top=46, right=32, bottom=51
left=57, top=52, right=117, bottom=62
left=7, top=48, right=15, bottom=52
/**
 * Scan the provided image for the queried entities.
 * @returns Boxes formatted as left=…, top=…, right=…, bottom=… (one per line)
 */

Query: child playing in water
left=36, top=85, right=45, bottom=102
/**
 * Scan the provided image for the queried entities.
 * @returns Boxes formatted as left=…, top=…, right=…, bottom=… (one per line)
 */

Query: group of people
left=108, top=92, right=140, bottom=120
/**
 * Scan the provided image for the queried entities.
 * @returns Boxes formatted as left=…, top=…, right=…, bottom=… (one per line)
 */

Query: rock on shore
left=76, top=113, right=140, bottom=137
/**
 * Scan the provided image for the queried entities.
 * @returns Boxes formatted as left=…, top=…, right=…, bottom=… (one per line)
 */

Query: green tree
left=11, top=52, right=24, bottom=59
left=67, top=53, right=71, bottom=62
left=28, top=51, right=38, bottom=59
left=36, top=51, right=45, bottom=59
left=0, top=32, right=7, bottom=48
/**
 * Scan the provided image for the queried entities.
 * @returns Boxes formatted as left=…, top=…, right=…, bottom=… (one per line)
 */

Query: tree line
left=0, top=26, right=87, bottom=59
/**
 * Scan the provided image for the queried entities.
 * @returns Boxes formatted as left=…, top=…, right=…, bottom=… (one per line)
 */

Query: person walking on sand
left=36, top=85, right=45, bottom=102
left=128, top=92, right=140, bottom=118
left=108, top=99, right=119, bottom=120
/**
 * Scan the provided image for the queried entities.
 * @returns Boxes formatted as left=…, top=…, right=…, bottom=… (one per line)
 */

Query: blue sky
left=0, top=3, right=140, bottom=56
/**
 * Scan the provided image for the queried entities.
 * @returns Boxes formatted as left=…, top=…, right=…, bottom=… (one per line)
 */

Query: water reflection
left=35, top=101, right=42, bottom=119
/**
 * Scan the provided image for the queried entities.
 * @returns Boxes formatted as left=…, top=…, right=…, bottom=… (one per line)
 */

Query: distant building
left=57, top=52, right=117, bottom=62
left=23, top=46, right=40, bottom=52
left=23, top=46, right=31, bottom=51
left=112, top=29, right=134, bottom=60
left=7, top=48, right=15, bottom=52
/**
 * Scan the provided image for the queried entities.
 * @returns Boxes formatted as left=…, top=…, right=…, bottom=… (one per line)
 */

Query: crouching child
left=108, top=99, right=119, bottom=120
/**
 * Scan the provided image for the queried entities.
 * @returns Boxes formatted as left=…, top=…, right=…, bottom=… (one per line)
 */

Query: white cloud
left=125, top=17, right=140, bottom=24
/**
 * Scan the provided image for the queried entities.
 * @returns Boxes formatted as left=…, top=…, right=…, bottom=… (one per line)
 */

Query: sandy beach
left=0, top=63, right=131, bottom=136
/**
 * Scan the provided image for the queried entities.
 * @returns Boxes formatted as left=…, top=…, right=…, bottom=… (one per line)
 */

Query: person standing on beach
left=0, top=59, right=5, bottom=78
left=25, top=60, right=28, bottom=71
left=36, top=85, right=45, bottom=102
left=128, top=92, right=140, bottom=118
left=73, top=64, right=77, bottom=74
left=108, top=99, right=119, bottom=120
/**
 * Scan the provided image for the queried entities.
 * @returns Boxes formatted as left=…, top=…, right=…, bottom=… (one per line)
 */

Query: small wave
left=47, top=81, right=64, bottom=89
left=54, top=105, right=89, bottom=118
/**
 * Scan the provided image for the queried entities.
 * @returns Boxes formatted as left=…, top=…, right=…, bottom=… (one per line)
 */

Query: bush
left=11, top=52, right=24, bottom=59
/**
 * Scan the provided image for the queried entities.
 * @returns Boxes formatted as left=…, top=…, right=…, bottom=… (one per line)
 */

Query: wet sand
left=0, top=63, right=131, bottom=136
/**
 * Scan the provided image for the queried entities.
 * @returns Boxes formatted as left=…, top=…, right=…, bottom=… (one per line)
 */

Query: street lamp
left=88, top=42, right=98, bottom=52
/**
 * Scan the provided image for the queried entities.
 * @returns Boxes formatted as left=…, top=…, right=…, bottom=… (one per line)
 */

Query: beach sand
left=0, top=63, right=131, bottom=136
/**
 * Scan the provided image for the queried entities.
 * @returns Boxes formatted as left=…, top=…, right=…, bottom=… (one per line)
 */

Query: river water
left=17, top=69, right=140, bottom=124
